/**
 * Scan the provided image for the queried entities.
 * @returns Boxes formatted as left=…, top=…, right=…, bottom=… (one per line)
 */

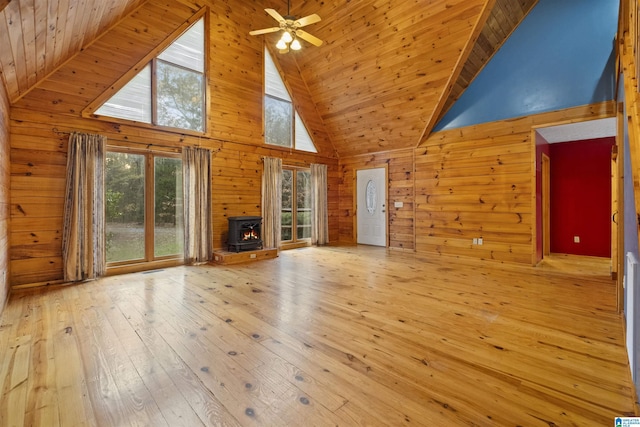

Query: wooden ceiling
left=0, top=0, right=536, bottom=157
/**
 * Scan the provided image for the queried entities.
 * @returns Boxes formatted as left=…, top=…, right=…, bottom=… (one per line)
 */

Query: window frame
left=154, top=57, right=206, bottom=132
left=281, top=166, right=312, bottom=249
left=84, top=13, right=208, bottom=136
left=263, top=47, right=317, bottom=153
left=105, top=147, right=185, bottom=275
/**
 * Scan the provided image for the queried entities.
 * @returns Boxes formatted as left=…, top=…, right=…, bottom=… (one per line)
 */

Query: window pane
left=264, top=47, right=291, bottom=100
left=158, top=18, right=204, bottom=73
left=157, top=61, right=204, bottom=132
left=295, top=114, right=317, bottom=153
left=281, top=169, right=293, bottom=241
left=106, top=153, right=145, bottom=262
left=265, top=95, right=292, bottom=147
left=155, top=157, right=184, bottom=257
left=96, top=65, right=151, bottom=123
left=296, top=170, right=311, bottom=239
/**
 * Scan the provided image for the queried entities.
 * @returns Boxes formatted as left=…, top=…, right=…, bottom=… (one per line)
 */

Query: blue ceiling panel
left=435, top=0, right=618, bottom=131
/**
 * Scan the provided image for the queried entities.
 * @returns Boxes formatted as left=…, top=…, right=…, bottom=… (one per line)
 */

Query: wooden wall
left=8, top=0, right=339, bottom=288
left=0, top=77, right=9, bottom=311
left=416, top=102, right=615, bottom=264
left=338, top=149, right=415, bottom=250
left=338, top=102, right=615, bottom=264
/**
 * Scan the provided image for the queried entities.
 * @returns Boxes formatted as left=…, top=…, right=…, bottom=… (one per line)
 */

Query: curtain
left=62, top=132, right=106, bottom=282
left=311, top=163, right=329, bottom=245
left=183, top=146, right=212, bottom=264
left=262, top=157, right=282, bottom=249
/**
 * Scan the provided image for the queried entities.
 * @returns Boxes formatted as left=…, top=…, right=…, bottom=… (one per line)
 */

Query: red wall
left=549, top=137, right=613, bottom=257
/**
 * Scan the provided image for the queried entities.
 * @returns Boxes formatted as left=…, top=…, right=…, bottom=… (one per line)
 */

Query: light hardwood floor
left=0, top=246, right=637, bottom=426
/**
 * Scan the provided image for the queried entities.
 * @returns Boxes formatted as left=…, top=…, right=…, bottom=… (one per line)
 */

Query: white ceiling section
left=536, top=117, right=616, bottom=143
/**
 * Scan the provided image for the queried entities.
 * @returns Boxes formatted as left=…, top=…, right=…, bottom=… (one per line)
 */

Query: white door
left=357, top=168, right=387, bottom=246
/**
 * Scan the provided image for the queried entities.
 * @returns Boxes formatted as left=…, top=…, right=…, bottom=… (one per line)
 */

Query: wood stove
left=227, top=216, right=263, bottom=252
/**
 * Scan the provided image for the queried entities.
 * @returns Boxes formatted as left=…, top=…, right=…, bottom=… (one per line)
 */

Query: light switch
left=394, top=201, right=403, bottom=208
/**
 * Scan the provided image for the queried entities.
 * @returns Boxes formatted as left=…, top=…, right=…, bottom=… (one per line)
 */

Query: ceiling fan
left=249, top=1, right=323, bottom=53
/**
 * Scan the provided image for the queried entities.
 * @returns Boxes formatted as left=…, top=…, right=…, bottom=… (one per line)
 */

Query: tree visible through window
left=281, top=168, right=311, bottom=242
left=106, top=151, right=184, bottom=264
left=95, top=18, right=205, bottom=132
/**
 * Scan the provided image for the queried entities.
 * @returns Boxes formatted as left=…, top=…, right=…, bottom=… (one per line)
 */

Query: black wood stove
left=227, top=216, right=263, bottom=252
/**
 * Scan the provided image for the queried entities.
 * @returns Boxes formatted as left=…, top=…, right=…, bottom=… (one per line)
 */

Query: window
left=264, top=48, right=317, bottom=152
left=95, top=18, right=205, bottom=132
left=105, top=151, right=184, bottom=266
left=281, top=168, right=311, bottom=243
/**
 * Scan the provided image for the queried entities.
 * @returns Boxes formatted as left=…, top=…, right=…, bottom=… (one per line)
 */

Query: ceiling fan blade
left=249, top=27, right=281, bottom=36
left=296, top=29, right=323, bottom=47
left=265, top=8, right=285, bottom=23
left=294, top=13, right=321, bottom=27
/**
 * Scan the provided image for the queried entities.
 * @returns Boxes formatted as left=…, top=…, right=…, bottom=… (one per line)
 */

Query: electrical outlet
left=473, top=238, right=478, bottom=245
left=574, top=236, right=580, bottom=243
left=250, top=253, right=257, bottom=259
left=478, top=238, right=483, bottom=245
left=394, top=201, right=403, bottom=208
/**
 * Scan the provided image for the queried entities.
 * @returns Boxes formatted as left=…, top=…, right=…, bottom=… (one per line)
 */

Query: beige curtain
left=183, top=146, right=212, bottom=264
left=311, top=163, right=329, bottom=245
left=262, top=157, right=282, bottom=249
left=62, top=132, right=106, bottom=282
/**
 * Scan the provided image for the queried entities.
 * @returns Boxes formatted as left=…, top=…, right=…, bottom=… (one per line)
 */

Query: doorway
left=356, top=168, right=387, bottom=246
left=535, top=118, right=617, bottom=263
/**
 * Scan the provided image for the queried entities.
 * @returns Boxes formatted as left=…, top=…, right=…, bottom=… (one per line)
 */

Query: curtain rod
left=52, top=128, right=331, bottom=162
left=51, top=127, right=232, bottom=147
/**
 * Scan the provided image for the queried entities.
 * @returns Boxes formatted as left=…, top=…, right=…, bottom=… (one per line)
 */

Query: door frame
left=615, top=101, right=625, bottom=312
left=542, top=153, right=551, bottom=258
left=532, top=118, right=618, bottom=271
left=355, top=166, right=388, bottom=246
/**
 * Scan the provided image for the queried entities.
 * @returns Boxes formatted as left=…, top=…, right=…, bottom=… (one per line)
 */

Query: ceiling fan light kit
left=249, top=1, right=323, bottom=54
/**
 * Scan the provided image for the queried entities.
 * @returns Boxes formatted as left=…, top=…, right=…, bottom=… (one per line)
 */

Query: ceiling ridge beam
left=415, top=0, right=497, bottom=147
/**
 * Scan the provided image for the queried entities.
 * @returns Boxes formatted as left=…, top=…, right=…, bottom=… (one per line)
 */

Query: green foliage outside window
left=157, top=61, right=204, bottom=132
left=265, top=95, right=292, bottom=147
left=281, top=169, right=311, bottom=242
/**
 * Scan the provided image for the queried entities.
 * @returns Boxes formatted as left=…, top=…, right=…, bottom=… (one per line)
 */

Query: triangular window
left=264, top=48, right=317, bottom=153
left=95, top=18, right=205, bottom=132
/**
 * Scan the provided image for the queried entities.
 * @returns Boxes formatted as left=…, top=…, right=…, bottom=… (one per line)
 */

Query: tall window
left=264, top=48, right=317, bottom=152
left=95, top=18, right=205, bottom=132
left=281, top=168, right=311, bottom=243
left=105, top=151, right=184, bottom=265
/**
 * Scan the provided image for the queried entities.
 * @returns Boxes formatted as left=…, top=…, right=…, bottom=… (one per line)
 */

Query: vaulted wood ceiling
left=0, top=0, right=536, bottom=157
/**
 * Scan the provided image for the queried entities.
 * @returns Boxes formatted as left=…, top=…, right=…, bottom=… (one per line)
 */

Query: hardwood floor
left=0, top=246, right=636, bottom=426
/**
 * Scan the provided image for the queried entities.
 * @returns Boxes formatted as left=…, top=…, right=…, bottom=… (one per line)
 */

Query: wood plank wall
left=9, top=111, right=338, bottom=288
left=620, top=0, right=640, bottom=256
left=8, top=0, right=339, bottom=288
left=338, top=102, right=615, bottom=264
left=0, top=77, right=9, bottom=311
left=416, top=102, right=615, bottom=264
left=338, top=149, right=415, bottom=250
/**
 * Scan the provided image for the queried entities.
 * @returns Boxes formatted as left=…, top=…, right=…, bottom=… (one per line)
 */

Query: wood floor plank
left=116, top=282, right=288, bottom=426
left=0, top=246, right=636, bottom=425
left=70, top=287, right=168, bottom=427
left=24, top=292, right=60, bottom=427
left=9, top=335, right=32, bottom=423
left=113, top=293, right=239, bottom=426
left=48, top=289, right=96, bottom=427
